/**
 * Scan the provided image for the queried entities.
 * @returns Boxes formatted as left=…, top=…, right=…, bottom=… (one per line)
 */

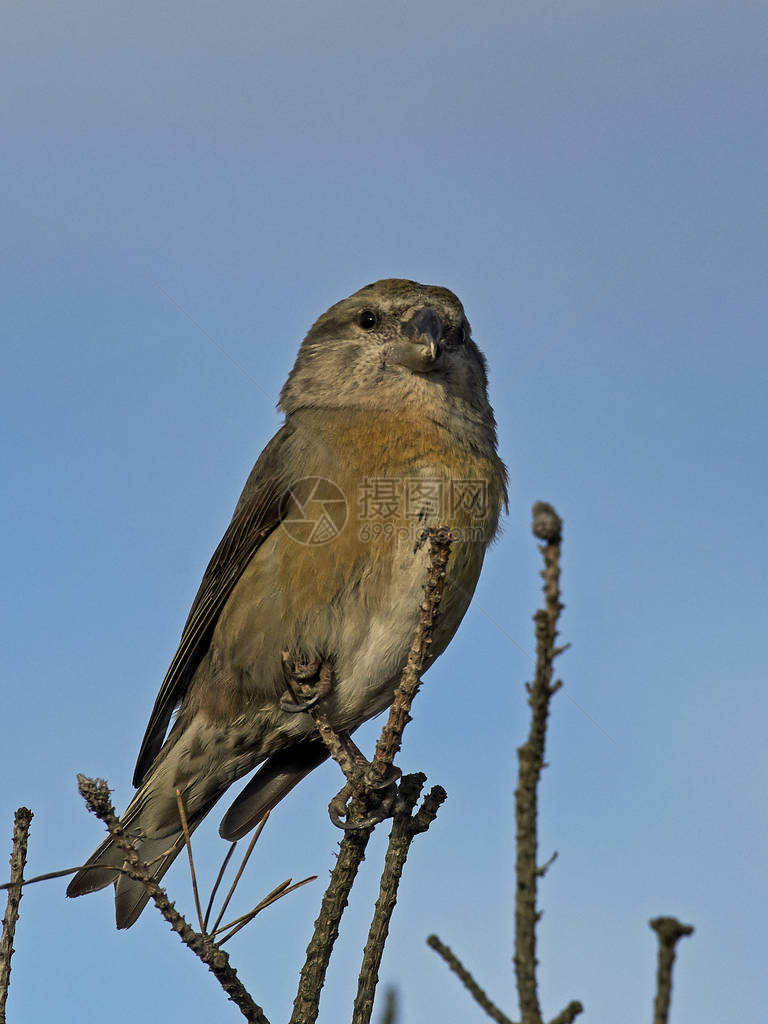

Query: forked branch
left=290, top=526, right=454, bottom=1024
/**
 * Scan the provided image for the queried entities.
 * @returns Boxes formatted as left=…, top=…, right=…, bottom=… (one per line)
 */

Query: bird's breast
left=200, top=413, right=503, bottom=737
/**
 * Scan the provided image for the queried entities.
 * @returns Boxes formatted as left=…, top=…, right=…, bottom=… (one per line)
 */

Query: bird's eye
left=358, top=309, right=378, bottom=330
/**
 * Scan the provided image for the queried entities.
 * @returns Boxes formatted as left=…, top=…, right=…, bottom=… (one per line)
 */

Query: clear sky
left=2, top=1, right=766, bottom=1021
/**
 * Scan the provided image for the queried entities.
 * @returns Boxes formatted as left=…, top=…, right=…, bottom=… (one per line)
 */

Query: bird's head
left=279, top=279, right=497, bottom=451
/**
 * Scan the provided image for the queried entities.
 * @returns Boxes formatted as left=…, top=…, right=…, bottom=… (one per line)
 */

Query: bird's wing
left=132, top=469, right=287, bottom=787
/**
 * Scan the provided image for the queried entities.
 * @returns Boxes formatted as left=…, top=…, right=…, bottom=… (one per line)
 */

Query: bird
left=67, top=278, right=508, bottom=928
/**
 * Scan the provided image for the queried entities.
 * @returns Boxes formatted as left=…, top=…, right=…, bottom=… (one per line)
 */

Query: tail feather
left=113, top=833, right=186, bottom=929
left=68, top=739, right=330, bottom=926
left=66, top=833, right=127, bottom=897
left=219, top=740, right=328, bottom=841
left=67, top=828, right=187, bottom=928
left=66, top=782, right=220, bottom=928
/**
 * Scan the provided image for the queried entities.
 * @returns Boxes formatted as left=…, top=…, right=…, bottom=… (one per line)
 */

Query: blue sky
left=2, top=1, right=766, bottom=1021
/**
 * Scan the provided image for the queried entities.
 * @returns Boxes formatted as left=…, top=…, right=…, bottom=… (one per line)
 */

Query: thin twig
left=649, top=917, right=694, bottom=1024
left=2, top=866, right=77, bottom=890
left=212, top=880, right=293, bottom=937
left=217, top=876, right=317, bottom=945
left=0, top=808, right=33, bottom=1024
left=426, top=934, right=515, bottom=1024
left=204, top=841, right=238, bottom=932
left=2, top=865, right=113, bottom=889
left=211, top=813, right=269, bottom=936
left=0, top=845, right=178, bottom=892
left=76, top=775, right=271, bottom=1024
left=176, top=788, right=205, bottom=933
left=536, top=851, right=558, bottom=878
left=353, top=775, right=447, bottom=1024
left=547, top=1004, right=584, bottom=1024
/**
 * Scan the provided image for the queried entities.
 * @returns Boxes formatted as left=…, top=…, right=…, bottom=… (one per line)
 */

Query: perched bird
left=67, top=278, right=507, bottom=928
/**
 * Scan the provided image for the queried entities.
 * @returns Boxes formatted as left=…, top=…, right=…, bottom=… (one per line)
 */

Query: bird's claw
left=288, top=657, right=321, bottom=681
left=279, top=691, right=324, bottom=713
left=368, top=764, right=402, bottom=789
left=327, top=778, right=400, bottom=830
left=328, top=783, right=356, bottom=829
left=281, top=653, right=333, bottom=712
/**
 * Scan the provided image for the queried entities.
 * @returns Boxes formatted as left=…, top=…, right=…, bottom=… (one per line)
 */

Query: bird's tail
left=66, top=780, right=218, bottom=930
left=66, top=826, right=188, bottom=929
left=67, top=738, right=329, bottom=927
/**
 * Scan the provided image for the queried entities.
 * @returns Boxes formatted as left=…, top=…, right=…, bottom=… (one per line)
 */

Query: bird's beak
left=393, top=307, right=445, bottom=373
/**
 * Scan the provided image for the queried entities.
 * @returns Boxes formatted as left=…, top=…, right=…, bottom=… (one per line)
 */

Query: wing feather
left=132, top=469, right=287, bottom=786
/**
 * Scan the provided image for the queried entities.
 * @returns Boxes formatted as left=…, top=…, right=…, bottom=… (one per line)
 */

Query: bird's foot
left=280, top=653, right=333, bottom=713
left=327, top=762, right=403, bottom=830
left=328, top=781, right=400, bottom=830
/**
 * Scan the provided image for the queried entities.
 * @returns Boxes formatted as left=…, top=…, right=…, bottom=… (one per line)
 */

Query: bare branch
left=0, top=807, right=33, bottom=1023
left=290, top=826, right=373, bottom=1024
left=426, top=934, right=516, bottom=1024
left=514, top=503, right=581, bottom=1024
left=649, top=916, right=694, bottom=1024
left=76, top=775, right=271, bottom=1024
left=547, top=1002, right=584, bottom=1024
left=289, top=527, right=454, bottom=1023
left=430, top=506, right=581, bottom=1024
left=353, top=775, right=447, bottom=1024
